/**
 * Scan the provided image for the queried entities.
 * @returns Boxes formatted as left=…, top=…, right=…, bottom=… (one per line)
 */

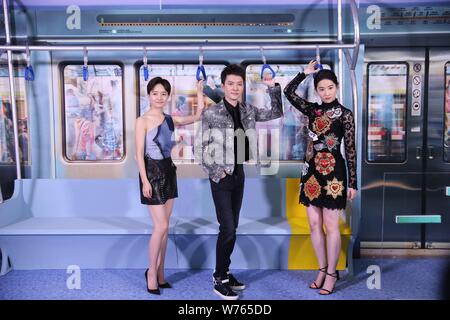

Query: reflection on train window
left=63, top=64, right=124, bottom=161
left=246, top=64, right=328, bottom=161
left=138, top=64, right=225, bottom=162
left=367, top=63, right=407, bottom=162
left=0, top=65, right=30, bottom=165
left=444, top=64, right=450, bottom=162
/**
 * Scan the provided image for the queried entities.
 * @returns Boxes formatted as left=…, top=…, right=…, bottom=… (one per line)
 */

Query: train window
left=0, top=65, right=30, bottom=165
left=63, top=64, right=124, bottom=161
left=367, top=63, right=408, bottom=163
left=444, top=63, right=450, bottom=162
left=246, top=63, right=326, bottom=161
left=138, top=64, right=225, bottom=162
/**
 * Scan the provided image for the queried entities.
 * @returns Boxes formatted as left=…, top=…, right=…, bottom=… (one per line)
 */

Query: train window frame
left=443, top=62, right=450, bottom=163
left=242, top=59, right=334, bottom=163
left=0, top=62, right=31, bottom=166
left=135, top=60, right=229, bottom=164
left=365, top=62, right=409, bottom=164
left=59, top=61, right=126, bottom=163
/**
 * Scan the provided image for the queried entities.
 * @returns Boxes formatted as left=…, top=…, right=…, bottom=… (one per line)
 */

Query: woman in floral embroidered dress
left=284, top=60, right=357, bottom=295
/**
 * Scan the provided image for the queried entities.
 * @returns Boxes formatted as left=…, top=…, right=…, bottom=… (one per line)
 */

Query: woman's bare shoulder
left=137, top=113, right=165, bottom=131
left=137, top=113, right=157, bottom=123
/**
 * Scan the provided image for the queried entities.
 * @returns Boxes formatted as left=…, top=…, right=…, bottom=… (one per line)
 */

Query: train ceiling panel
left=1, top=2, right=449, bottom=44
left=352, top=4, right=450, bottom=35
left=32, top=8, right=336, bottom=40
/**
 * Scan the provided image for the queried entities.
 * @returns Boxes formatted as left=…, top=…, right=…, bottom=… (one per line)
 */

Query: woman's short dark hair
left=314, top=69, right=339, bottom=89
left=147, top=77, right=171, bottom=95
left=221, top=64, right=245, bottom=84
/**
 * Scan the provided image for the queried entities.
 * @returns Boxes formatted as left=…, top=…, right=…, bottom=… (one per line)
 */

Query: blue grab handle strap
left=143, top=65, right=149, bottom=81
left=260, top=63, right=276, bottom=79
left=24, top=65, right=35, bottom=81
left=196, top=65, right=207, bottom=81
left=82, top=65, right=89, bottom=81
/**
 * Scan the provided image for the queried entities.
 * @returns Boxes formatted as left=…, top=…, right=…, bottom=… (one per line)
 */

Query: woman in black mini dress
left=135, top=77, right=204, bottom=295
left=284, top=60, right=357, bottom=295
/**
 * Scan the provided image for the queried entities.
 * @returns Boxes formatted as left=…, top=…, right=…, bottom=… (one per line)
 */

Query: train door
left=361, top=47, right=450, bottom=248
left=425, top=48, right=450, bottom=247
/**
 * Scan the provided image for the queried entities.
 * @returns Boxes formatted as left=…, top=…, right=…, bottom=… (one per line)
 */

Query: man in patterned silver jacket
left=195, top=64, right=283, bottom=300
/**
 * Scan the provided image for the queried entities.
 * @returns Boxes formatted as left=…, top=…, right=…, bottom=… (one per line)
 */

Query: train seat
left=0, top=178, right=354, bottom=271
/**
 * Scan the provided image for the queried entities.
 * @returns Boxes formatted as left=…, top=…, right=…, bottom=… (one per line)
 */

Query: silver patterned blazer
left=195, top=84, right=283, bottom=183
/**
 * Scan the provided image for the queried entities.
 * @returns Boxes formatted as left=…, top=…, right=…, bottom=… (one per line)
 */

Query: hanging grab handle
left=24, top=44, right=35, bottom=81
left=82, top=47, right=89, bottom=81
left=196, top=47, right=207, bottom=81
left=143, top=46, right=149, bottom=81
left=260, top=47, right=276, bottom=80
left=196, top=65, right=206, bottom=81
left=315, top=46, right=323, bottom=71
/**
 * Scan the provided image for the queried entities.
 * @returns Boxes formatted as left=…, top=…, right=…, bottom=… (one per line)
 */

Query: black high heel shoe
left=309, top=265, right=328, bottom=289
left=319, top=270, right=340, bottom=295
left=145, top=269, right=161, bottom=295
left=158, top=281, right=172, bottom=289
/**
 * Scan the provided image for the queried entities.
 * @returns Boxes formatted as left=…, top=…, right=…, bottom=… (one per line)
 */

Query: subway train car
left=0, top=0, right=449, bottom=300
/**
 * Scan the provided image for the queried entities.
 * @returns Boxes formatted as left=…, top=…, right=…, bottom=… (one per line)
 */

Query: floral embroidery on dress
left=324, top=177, right=345, bottom=199
left=325, top=107, right=342, bottom=119
left=308, top=129, right=319, bottom=141
left=314, top=142, right=326, bottom=151
left=312, top=115, right=332, bottom=135
left=322, top=133, right=340, bottom=152
left=314, top=152, right=336, bottom=176
left=304, top=175, right=322, bottom=201
left=301, top=162, right=309, bottom=177
left=314, top=108, right=324, bottom=116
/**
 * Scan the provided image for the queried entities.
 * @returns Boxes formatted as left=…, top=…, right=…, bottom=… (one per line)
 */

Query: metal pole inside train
left=0, top=43, right=358, bottom=52
left=2, top=0, right=21, bottom=179
left=344, top=0, right=360, bottom=144
left=342, top=0, right=360, bottom=274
